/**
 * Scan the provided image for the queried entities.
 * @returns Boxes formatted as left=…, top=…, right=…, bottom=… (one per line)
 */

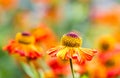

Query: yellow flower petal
left=57, top=47, right=68, bottom=60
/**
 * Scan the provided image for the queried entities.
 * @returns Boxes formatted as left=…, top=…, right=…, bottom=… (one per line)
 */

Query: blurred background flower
left=1, top=0, right=120, bottom=78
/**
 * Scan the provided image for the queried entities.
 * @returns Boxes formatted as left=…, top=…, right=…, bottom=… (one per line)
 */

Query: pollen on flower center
left=61, top=32, right=82, bottom=47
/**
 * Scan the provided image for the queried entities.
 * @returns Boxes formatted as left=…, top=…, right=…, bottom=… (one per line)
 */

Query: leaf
left=21, top=62, right=34, bottom=78
left=29, top=61, right=40, bottom=78
left=38, top=70, right=44, bottom=78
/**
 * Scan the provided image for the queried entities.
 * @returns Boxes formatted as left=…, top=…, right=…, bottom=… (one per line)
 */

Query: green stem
left=21, top=62, right=34, bottom=78
left=69, top=59, right=75, bottom=78
left=29, top=61, right=40, bottom=78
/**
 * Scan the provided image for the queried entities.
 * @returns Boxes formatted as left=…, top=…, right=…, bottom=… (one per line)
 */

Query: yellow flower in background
left=97, top=35, right=116, bottom=52
left=48, top=32, right=97, bottom=64
left=3, top=32, right=42, bottom=60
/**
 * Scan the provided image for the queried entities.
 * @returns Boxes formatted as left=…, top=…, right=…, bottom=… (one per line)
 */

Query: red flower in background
left=97, top=35, right=120, bottom=78
left=3, top=32, right=42, bottom=60
left=48, top=58, right=70, bottom=77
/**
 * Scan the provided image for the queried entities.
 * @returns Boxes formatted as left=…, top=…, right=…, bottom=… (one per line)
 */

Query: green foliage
left=0, top=49, right=23, bottom=78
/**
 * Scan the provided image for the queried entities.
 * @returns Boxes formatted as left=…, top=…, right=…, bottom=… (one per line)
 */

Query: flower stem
left=29, top=61, right=40, bottom=78
left=69, top=58, right=75, bottom=78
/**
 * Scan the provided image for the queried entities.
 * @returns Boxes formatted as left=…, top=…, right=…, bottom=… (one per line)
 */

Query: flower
left=47, top=58, right=70, bottom=77
left=0, top=0, right=18, bottom=10
left=98, top=47, right=120, bottom=78
left=97, top=35, right=116, bottom=52
left=31, top=23, right=58, bottom=49
left=97, top=35, right=120, bottom=78
left=3, top=32, right=42, bottom=60
left=92, top=6, right=120, bottom=27
left=48, top=32, right=97, bottom=64
left=87, top=60, right=107, bottom=78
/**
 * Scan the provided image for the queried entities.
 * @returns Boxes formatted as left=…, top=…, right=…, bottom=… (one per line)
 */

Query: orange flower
left=87, top=60, right=107, bottom=78
left=48, top=32, right=97, bottom=64
left=95, top=12, right=119, bottom=26
left=31, top=23, right=58, bottom=49
left=96, top=35, right=120, bottom=77
left=0, top=0, right=18, bottom=10
left=3, top=32, right=42, bottom=60
left=96, top=35, right=116, bottom=52
left=98, top=46, right=120, bottom=78
left=93, top=6, right=120, bottom=27
left=45, top=5, right=58, bottom=22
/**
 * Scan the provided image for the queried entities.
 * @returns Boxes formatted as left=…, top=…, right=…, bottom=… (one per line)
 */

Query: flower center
left=16, top=32, right=35, bottom=44
left=22, top=32, right=30, bottom=36
left=61, top=32, right=82, bottom=47
left=101, top=43, right=109, bottom=51
left=66, top=32, right=78, bottom=38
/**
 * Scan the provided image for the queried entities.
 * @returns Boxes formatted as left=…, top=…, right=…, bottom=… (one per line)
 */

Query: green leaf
left=29, top=61, right=40, bottom=78
left=38, top=70, right=44, bottom=78
left=21, top=62, right=34, bottom=78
